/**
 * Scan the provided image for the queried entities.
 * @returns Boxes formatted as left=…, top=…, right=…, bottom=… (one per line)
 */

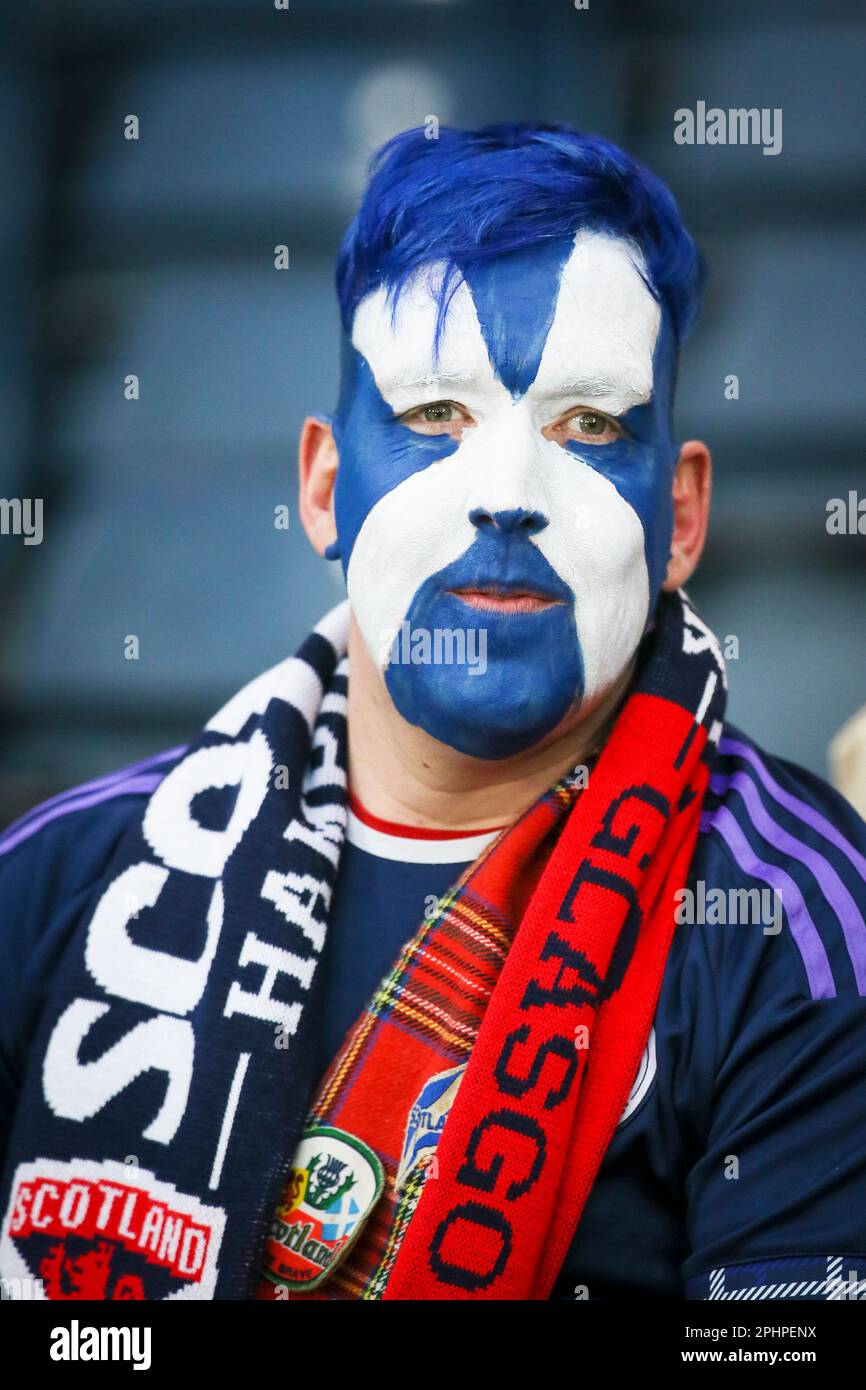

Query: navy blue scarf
left=0, top=604, right=353, bottom=1299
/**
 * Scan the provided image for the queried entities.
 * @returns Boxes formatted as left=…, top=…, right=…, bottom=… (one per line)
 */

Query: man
left=1, top=123, right=865, bottom=1302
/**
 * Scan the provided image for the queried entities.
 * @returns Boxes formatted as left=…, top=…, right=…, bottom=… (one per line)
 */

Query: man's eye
left=576, top=412, right=607, bottom=435
left=399, top=400, right=474, bottom=436
left=547, top=409, right=624, bottom=445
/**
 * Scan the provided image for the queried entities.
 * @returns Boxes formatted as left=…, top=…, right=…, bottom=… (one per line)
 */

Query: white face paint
left=345, top=231, right=664, bottom=712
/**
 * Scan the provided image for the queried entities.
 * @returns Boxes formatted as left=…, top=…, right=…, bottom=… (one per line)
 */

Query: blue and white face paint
left=330, top=229, right=678, bottom=759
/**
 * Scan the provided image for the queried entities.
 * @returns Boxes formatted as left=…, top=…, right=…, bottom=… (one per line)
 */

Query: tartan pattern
left=364, top=1156, right=431, bottom=1299
left=256, top=779, right=580, bottom=1300
left=254, top=590, right=726, bottom=1302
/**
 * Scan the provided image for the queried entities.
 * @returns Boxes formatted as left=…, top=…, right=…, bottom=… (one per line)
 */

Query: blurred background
left=1, top=0, right=864, bottom=828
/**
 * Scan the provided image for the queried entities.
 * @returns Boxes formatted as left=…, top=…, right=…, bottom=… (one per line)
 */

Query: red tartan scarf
left=256, top=590, right=726, bottom=1301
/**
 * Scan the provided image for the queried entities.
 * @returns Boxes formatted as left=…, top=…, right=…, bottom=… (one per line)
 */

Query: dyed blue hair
left=336, top=122, right=705, bottom=355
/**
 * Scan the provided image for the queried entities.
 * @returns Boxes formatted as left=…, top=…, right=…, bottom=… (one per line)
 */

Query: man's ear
left=661, top=439, right=712, bottom=592
left=298, top=415, right=339, bottom=557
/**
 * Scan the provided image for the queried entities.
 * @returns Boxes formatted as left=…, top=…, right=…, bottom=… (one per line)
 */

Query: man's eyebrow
left=377, top=369, right=485, bottom=393
left=530, top=374, right=651, bottom=404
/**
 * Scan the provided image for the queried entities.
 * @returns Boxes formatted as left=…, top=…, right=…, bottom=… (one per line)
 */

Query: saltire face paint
left=330, top=229, right=679, bottom=760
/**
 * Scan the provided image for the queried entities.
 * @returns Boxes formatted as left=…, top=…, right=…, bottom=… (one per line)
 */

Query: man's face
left=331, top=229, right=679, bottom=759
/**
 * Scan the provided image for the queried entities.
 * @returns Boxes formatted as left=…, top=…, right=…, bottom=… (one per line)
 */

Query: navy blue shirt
left=2, top=726, right=866, bottom=1300
left=313, top=799, right=500, bottom=1083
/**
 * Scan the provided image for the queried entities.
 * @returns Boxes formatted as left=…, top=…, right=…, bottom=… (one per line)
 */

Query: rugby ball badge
left=397, top=1063, right=466, bottom=1189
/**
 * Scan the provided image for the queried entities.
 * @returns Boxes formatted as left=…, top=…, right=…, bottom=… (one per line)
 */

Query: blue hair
left=336, top=122, right=705, bottom=356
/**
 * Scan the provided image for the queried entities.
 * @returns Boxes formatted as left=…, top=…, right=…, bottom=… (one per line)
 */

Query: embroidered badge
left=0, top=1157, right=226, bottom=1300
left=262, top=1126, right=384, bottom=1292
left=396, top=1063, right=466, bottom=1189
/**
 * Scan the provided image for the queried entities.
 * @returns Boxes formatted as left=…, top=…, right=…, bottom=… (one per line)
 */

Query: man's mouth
left=446, top=583, right=564, bottom=614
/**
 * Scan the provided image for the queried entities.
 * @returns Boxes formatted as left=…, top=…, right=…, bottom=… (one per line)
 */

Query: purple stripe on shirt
left=701, top=805, right=836, bottom=1000
left=1, top=745, right=187, bottom=842
left=712, top=770, right=866, bottom=994
left=0, top=774, right=166, bottom=857
left=720, top=737, right=866, bottom=886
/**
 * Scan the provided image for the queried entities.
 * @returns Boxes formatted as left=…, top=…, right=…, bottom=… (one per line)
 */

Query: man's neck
left=345, top=613, right=635, bottom=832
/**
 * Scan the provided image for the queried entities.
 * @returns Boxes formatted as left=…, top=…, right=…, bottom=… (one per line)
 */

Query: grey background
left=1, top=0, right=864, bottom=826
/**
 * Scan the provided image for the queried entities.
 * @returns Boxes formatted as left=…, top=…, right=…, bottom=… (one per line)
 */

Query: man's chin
left=410, top=713, right=565, bottom=762
left=384, top=667, right=580, bottom=762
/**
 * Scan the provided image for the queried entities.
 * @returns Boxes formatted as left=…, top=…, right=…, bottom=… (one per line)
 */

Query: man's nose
left=468, top=506, right=549, bottom=537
